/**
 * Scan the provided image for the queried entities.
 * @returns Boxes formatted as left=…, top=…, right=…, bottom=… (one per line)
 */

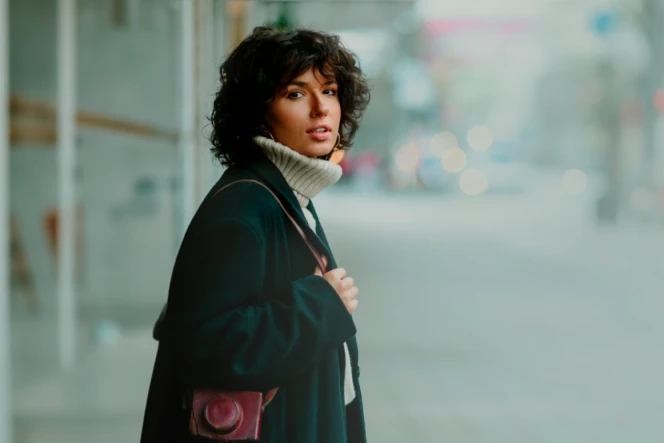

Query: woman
left=141, top=26, right=371, bottom=443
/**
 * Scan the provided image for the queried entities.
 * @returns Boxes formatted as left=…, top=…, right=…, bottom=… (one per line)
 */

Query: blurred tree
left=267, top=2, right=295, bottom=30
left=111, top=0, right=127, bottom=27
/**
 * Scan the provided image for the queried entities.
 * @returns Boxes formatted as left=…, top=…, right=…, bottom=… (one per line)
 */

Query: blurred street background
left=2, top=0, right=664, bottom=442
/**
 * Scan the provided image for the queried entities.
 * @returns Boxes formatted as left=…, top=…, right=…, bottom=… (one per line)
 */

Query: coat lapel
left=244, top=150, right=335, bottom=266
left=306, top=201, right=338, bottom=269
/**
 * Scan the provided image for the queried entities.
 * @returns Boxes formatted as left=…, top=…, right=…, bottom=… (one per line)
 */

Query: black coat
left=141, top=149, right=366, bottom=443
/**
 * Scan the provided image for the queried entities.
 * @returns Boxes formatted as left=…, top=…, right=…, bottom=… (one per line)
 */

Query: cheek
left=331, top=98, right=341, bottom=115
left=331, top=102, right=342, bottom=124
left=270, top=103, right=307, bottom=130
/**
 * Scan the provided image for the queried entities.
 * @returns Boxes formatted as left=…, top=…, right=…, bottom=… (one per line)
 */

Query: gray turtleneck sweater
left=253, top=135, right=356, bottom=406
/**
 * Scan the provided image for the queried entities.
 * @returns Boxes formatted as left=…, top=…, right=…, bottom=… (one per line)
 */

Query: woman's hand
left=314, top=258, right=359, bottom=314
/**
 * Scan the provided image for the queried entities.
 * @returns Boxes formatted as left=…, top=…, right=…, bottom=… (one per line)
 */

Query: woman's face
left=266, top=67, right=341, bottom=158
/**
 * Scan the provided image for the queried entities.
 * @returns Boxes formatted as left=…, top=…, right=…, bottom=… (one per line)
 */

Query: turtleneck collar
left=253, top=136, right=342, bottom=208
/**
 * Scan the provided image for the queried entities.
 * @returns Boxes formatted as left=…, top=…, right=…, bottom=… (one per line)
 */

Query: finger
left=322, top=255, right=329, bottom=267
left=327, top=267, right=347, bottom=280
left=342, top=277, right=355, bottom=290
left=314, top=266, right=323, bottom=276
left=346, top=286, right=359, bottom=300
left=348, top=299, right=359, bottom=313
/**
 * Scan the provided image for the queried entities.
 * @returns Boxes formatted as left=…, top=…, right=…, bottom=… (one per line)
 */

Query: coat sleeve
left=172, top=217, right=356, bottom=391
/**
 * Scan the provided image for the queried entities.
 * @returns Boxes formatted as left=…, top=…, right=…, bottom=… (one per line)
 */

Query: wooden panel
left=9, top=94, right=178, bottom=145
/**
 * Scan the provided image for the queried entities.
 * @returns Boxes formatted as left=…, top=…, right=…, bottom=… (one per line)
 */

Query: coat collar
left=236, top=149, right=336, bottom=269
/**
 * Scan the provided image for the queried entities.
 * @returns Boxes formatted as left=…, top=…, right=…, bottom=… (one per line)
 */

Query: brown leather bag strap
left=212, top=179, right=329, bottom=408
left=212, top=179, right=327, bottom=274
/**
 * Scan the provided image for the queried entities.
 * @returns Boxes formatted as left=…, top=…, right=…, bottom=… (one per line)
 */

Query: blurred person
left=141, top=26, right=370, bottom=443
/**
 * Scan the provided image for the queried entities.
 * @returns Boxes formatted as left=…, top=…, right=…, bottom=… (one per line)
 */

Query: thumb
left=314, top=266, right=323, bottom=277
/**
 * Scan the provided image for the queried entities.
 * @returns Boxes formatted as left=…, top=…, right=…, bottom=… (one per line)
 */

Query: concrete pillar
left=57, top=0, right=77, bottom=370
left=180, top=0, right=196, bottom=238
left=0, top=0, right=12, bottom=439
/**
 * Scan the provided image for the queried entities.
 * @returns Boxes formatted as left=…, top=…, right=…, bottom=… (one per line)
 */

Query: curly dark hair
left=208, top=26, right=371, bottom=167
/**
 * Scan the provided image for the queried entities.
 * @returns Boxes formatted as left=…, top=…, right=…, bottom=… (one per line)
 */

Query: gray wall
left=10, top=0, right=183, bottom=315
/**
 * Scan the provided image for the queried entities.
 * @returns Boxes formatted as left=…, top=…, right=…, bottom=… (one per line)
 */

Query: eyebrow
left=287, top=79, right=337, bottom=87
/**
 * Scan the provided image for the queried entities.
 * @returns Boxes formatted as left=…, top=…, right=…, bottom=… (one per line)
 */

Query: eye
left=287, top=91, right=304, bottom=99
left=323, top=88, right=338, bottom=96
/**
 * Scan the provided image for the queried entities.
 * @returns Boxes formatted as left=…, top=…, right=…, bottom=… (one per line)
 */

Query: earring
left=333, top=133, right=342, bottom=150
left=330, top=134, right=345, bottom=164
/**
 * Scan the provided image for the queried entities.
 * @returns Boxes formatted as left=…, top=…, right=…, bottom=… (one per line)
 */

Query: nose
left=310, top=93, right=329, bottom=118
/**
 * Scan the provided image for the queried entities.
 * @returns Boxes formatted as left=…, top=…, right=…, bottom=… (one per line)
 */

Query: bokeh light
left=430, top=131, right=458, bottom=157
left=653, top=90, right=664, bottom=113
left=395, top=142, right=419, bottom=172
left=467, top=125, right=494, bottom=151
left=441, top=146, right=467, bottom=173
left=562, top=169, right=588, bottom=195
left=390, top=170, right=415, bottom=190
left=459, top=169, right=489, bottom=196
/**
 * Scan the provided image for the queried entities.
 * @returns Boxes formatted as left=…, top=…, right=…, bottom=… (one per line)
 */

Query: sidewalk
left=13, top=326, right=154, bottom=443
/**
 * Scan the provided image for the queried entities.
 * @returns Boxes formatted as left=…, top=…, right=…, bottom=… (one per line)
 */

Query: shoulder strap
left=212, top=179, right=327, bottom=274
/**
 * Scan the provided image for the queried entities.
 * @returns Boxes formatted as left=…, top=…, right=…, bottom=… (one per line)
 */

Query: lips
left=307, top=125, right=332, bottom=134
left=307, top=125, right=332, bottom=142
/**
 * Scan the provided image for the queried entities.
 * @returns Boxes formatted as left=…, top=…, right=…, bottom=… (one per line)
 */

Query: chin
left=299, top=142, right=334, bottom=158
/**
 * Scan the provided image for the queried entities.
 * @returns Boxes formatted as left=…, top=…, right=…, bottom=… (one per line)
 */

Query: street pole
left=0, top=0, right=12, bottom=439
left=57, top=0, right=77, bottom=370
left=194, top=0, right=218, bottom=200
left=595, top=60, right=622, bottom=224
left=640, top=0, right=663, bottom=191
